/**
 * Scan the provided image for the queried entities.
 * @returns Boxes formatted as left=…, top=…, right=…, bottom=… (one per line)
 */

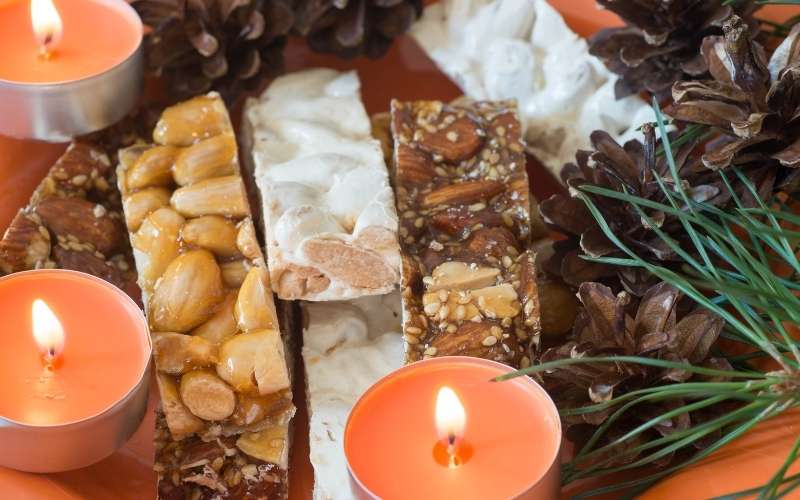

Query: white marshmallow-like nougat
left=245, top=68, right=402, bottom=301
left=411, top=0, right=656, bottom=178
left=302, top=292, right=403, bottom=500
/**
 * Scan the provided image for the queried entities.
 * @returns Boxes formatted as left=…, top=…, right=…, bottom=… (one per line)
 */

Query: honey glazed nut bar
left=116, top=93, right=295, bottom=499
left=0, top=142, right=139, bottom=301
left=391, top=99, right=541, bottom=367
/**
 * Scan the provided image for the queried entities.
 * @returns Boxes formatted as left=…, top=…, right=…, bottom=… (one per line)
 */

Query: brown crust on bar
left=391, top=100, right=541, bottom=367
left=117, top=93, right=294, bottom=499
left=0, top=142, right=140, bottom=302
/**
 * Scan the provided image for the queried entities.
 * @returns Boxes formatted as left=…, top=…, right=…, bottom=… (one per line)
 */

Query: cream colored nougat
left=245, top=68, right=401, bottom=301
left=411, top=0, right=655, bottom=177
left=302, top=292, right=403, bottom=499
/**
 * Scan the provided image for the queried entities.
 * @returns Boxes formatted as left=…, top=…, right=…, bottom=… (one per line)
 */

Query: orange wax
left=345, top=357, right=561, bottom=499
left=0, top=0, right=141, bottom=83
left=0, top=270, right=149, bottom=425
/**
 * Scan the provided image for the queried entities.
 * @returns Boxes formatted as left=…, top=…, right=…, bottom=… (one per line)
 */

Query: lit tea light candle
left=0, top=270, right=151, bottom=473
left=0, top=0, right=144, bottom=141
left=345, top=357, right=562, bottom=499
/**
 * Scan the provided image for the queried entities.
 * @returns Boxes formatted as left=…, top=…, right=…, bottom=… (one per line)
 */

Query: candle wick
left=38, top=33, right=55, bottom=60
left=446, top=433, right=461, bottom=469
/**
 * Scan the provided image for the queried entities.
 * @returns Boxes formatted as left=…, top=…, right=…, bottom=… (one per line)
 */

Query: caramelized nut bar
left=244, top=69, right=401, bottom=301
left=0, top=142, right=139, bottom=300
left=302, top=292, right=403, bottom=499
left=391, top=100, right=541, bottom=366
left=116, top=93, right=295, bottom=500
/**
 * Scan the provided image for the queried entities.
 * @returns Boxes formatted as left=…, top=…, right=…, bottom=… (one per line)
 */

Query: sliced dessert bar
left=244, top=68, right=401, bottom=301
left=302, top=292, right=403, bottom=499
left=117, top=93, right=295, bottom=499
left=391, top=99, right=541, bottom=367
left=0, top=142, right=139, bottom=301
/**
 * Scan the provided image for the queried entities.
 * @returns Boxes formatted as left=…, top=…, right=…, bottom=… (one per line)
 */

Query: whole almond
left=123, top=187, right=171, bottom=232
left=396, top=144, right=434, bottom=185
left=132, top=208, right=184, bottom=292
left=35, top=197, right=122, bottom=255
left=47, top=143, right=110, bottom=194
left=467, top=227, right=519, bottom=259
left=179, top=369, right=236, bottom=421
left=126, top=145, right=177, bottom=191
left=422, top=180, right=504, bottom=207
left=173, top=134, right=236, bottom=186
left=181, top=215, right=240, bottom=258
left=0, top=213, right=50, bottom=273
left=150, top=249, right=224, bottom=332
left=171, top=175, right=249, bottom=219
left=52, top=246, right=124, bottom=289
left=152, top=332, right=219, bottom=375
left=153, top=95, right=228, bottom=147
left=155, top=373, right=204, bottom=440
left=418, top=114, right=484, bottom=163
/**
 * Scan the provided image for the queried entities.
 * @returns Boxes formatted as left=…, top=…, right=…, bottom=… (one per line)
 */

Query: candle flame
left=30, top=0, right=63, bottom=57
left=32, top=299, right=64, bottom=363
left=435, top=386, right=466, bottom=445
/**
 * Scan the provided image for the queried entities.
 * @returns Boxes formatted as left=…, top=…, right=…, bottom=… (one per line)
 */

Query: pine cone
left=668, top=17, right=800, bottom=174
left=540, top=123, right=735, bottom=295
left=133, top=0, right=294, bottom=102
left=589, top=0, right=757, bottom=99
left=292, top=0, right=422, bottom=58
left=541, top=282, right=726, bottom=462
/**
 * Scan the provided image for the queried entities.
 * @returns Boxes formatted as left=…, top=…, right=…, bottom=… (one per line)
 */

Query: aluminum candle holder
left=0, top=270, right=152, bottom=473
left=0, top=0, right=144, bottom=142
left=344, top=356, right=562, bottom=500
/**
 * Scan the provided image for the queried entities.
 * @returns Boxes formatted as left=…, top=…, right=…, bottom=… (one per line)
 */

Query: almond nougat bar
left=244, top=68, right=401, bottom=301
left=0, top=142, right=139, bottom=301
left=116, top=93, right=295, bottom=499
left=391, top=99, right=541, bottom=367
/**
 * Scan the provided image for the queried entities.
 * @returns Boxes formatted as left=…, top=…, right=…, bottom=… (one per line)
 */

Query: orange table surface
left=1, top=2, right=799, bottom=499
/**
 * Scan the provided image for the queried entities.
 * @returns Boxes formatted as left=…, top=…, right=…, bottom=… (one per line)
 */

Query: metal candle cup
left=0, top=0, right=144, bottom=141
left=0, top=270, right=151, bottom=473
left=344, top=356, right=562, bottom=500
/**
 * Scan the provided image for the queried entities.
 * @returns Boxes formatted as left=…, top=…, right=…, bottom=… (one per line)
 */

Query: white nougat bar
left=410, top=0, right=655, bottom=177
left=302, top=292, right=403, bottom=500
left=245, top=68, right=402, bottom=301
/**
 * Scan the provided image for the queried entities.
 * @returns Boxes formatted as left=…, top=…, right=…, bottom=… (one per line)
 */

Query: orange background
left=0, top=1, right=798, bottom=499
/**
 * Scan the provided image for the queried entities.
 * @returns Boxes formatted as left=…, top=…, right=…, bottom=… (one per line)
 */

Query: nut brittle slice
left=0, top=142, right=139, bottom=301
left=116, top=93, right=295, bottom=500
left=391, top=99, right=541, bottom=367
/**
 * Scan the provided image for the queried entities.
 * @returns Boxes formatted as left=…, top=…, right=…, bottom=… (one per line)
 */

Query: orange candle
left=0, top=270, right=150, bottom=472
left=0, top=0, right=143, bottom=140
left=344, top=357, right=562, bottom=500
left=0, top=0, right=140, bottom=83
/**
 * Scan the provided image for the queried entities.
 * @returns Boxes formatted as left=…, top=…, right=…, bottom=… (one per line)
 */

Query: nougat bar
left=410, top=0, right=655, bottom=178
left=302, top=292, right=403, bottom=499
left=391, top=99, right=541, bottom=367
left=244, top=68, right=401, bottom=301
left=116, top=93, right=295, bottom=499
left=0, top=142, right=139, bottom=301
